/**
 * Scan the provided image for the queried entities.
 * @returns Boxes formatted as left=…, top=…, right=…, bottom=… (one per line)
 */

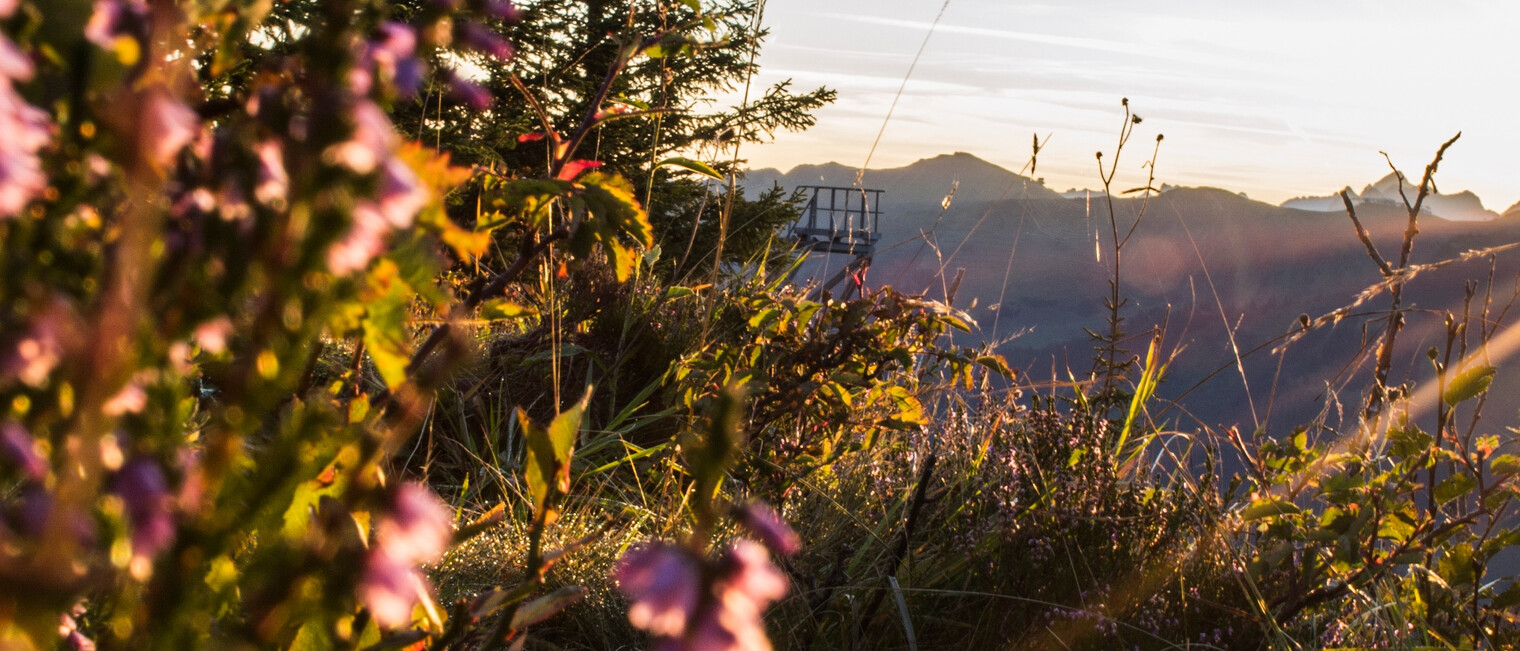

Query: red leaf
left=555, top=160, right=603, bottom=181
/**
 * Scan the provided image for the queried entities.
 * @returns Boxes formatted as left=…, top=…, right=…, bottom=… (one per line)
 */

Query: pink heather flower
left=253, top=140, right=288, bottom=207
left=0, top=37, right=31, bottom=80
left=0, top=420, right=45, bottom=481
left=193, top=316, right=233, bottom=354
left=139, top=88, right=199, bottom=167
left=113, top=458, right=176, bottom=561
left=0, top=0, right=16, bottom=18
left=324, top=100, right=397, bottom=174
left=715, top=540, right=788, bottom=618
left=0, top=33, right=50, bottom=220
left=3, top=300, right=77, bottom=388
left=59, top=607, right=97, bottom=651
left=327, top=202, right=388, bottom=274
left=359, top=482, right=453, bottom=629
left=619, top=539, right=788, bottom=651
left=615, top=542, right=703, bottom=638
left=360, top=553, right=431, bottom=629
left=102, top=383, right=148, bottom=416
left=377, top=159, right=427, bottom=229
left=735, top=502, right=801, bottom=556
left=682, top=540, right=788, bottom=651
left=84, top=0, right=147, bottom=49
left=377, top=483, right=453, bottom=564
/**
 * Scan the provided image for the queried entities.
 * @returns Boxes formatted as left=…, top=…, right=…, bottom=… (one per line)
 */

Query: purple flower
left=444, top=70, right=492, bottom=111
left=479, top=0, right=520, bottom=20
left=327, top=202, right=389, bottom=274
left=735, top=502, right=801, bottom=556
left=377, top=159, right=428, bottom=229
left=59, top=607, right=96, bottom=650
left=351, top=22, right=422, bottom=97
left=113, top=458, right=176, bottom=565
left=457, top=22, right=513, bottom=60
left=0, top=421, right=44, bottom=481
left=615, top=539, right=788, bottom=651
left=359, top=482, right=453, bottom=629
left=615, top=542, right=703, bottom=638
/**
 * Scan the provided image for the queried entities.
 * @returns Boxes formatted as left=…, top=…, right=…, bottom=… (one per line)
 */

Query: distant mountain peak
left=1281, top=174, right=1496, bottom=222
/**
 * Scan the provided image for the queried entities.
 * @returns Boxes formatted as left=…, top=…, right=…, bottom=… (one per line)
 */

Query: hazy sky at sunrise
left=734, top=0, right=1520, bottom=209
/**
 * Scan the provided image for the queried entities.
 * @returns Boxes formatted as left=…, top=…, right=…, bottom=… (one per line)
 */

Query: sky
left=731, top=0, right=1520, bottom=209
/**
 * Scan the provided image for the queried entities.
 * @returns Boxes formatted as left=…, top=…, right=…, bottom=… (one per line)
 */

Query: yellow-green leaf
left=1444, top=364, right=1496, bottom=406
left=656, top=156, right=724, bottom=182
left=1241, top=499, right=1300, bottom=522
left=481, top=300, right=536, bottom=321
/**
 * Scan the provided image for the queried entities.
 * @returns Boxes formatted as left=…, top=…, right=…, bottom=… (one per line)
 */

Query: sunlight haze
left=737, top=0, right=1520, bottom=210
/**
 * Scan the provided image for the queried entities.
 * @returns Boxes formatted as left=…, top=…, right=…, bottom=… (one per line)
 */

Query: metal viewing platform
left=790, top=185, right=883, bottom=256
left=788, top=185, right=883, bottom=299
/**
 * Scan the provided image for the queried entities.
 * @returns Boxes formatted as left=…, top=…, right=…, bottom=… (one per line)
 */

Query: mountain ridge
left=746, top=152, right=1505, bottom=223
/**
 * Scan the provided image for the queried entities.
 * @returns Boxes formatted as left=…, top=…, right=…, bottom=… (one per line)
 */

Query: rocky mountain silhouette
left=1282, top=172, right=1498, bottom=221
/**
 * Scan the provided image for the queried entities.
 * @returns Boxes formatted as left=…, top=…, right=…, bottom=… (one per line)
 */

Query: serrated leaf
left=656, top=156, right=724, bottom=181
left=1434, top=473, right=1479, bottom=504
left=509, top=586, right=586, bottom=631
left=1444, top=364, right=1496, bottom=406
left=1389, top=425, right=1433, bottom=459
left=1492, top=454, right=1520, bottom=477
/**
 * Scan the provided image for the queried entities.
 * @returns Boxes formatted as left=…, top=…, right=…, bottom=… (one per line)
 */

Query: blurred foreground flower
left=0, top=2, right=50, bottom=219
left=360, top=482, right=453, bottom=629
left=615, top=503, right=797, bottom=651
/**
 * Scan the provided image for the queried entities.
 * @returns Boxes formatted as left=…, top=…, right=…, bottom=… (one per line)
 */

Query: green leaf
left=655, top=156, right=725, bottom=182
left=1492, top=454, right=1520, bottom=477
left=975, top=355, right=1014, bottom=379
left=1434, top=473, right=1479, bottom=505
left=1493, top=581, right=1520, bottom=609
left=509, top=586, right=586, bottom=631
left=1444, top=364, right=1496, bottom=406
left=521, top=389, right=591, bottom=524
left=362, top=260, right=417, bottom=388
left=1388, top=425, right=1433, bottom=459
left=1241, top=499, right=1300, bottom=522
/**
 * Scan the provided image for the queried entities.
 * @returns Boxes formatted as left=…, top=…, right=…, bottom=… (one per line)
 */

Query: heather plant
left=0, top=0, right=662, bottom=647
